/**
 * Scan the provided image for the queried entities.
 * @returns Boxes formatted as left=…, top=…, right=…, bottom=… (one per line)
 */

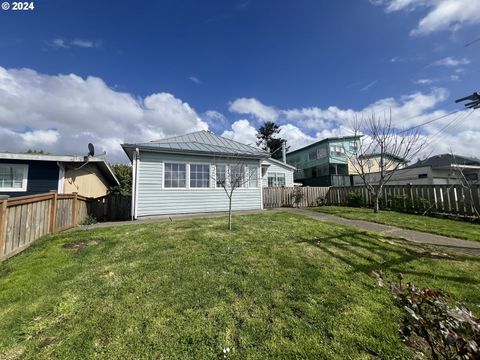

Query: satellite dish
left=88, top=143, right=95, bottom=157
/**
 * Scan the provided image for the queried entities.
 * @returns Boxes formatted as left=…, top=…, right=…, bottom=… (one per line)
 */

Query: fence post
left=72, top=192, right=78, bottom=226
left=0, top=195, right=9, bottom=258
left=49, top=191, right=57, bottom=233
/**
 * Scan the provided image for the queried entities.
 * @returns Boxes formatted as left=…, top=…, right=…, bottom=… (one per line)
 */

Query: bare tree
left=348, top=112, right=425, bottom=213
left=211, top=158, right=260, bottom=230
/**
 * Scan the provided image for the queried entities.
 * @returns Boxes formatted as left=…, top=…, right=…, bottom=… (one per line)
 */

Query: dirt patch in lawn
left=62, top=239, right=102, bottom=252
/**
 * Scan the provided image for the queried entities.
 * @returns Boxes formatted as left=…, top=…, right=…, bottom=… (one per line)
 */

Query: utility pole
left=455, top=92, right=480, bottom=109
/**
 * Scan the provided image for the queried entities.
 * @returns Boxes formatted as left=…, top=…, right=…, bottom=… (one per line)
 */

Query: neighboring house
left=286, top=136, right=361, bottom=186
left=352, top=153, right=480, bottom=186
left=348, top=153, right=408, bottom=175
left=0, top=153, right=119, bottom=198
left=122, top=131, right=271, bottom=218
left=261, top=158, right=296, bottom=187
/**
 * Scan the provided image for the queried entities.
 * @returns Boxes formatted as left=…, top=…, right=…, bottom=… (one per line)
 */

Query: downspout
left=131, top=148, right=140, bottom=220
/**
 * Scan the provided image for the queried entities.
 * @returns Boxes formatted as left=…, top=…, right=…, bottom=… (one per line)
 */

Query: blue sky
left=0, top=0, right=479, bottom=162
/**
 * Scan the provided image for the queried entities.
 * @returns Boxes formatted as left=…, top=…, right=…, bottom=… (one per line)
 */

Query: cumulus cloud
left=229, top=97, right=278, bottom=122
left=221, top=119, right=258, bottom=146
left=372, top=0, right=480, bottom=35
left=0, top=66, right=208, bottom=162
left=221, top=89, right=480, bottom=158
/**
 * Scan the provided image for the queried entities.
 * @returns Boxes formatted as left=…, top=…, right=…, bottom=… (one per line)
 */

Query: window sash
left=230, top=164, right=245, bottom=188
left=268, top=172, right=285, bottom=187
left=0, top=164, right=28, bottom=191
left=190, top=164, right=210, bottom=188
left=248, top=166, right=258, bottom=188
left=215, top=165, right=227, bottom=188
left=164, top=163, right=186, bottom=188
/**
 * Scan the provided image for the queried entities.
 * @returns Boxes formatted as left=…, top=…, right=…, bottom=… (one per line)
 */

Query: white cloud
left=229, top=97, right=278, bottom=122
left=413, top=78, right=436, bottom=84
left=221, top=119, right=258, bottom=146
left=361, top=80, right=378, bottom=91
left=71, top=39, right=101, bottom=48
left=188, top=76, right=201, bottom=84
left=431, top=57, right=470, bottom=67
left=49, top=38, right=101, bottom=49
left=372, top=0, right=480, bottom=35
left=0, top=66, right=208, bottom=162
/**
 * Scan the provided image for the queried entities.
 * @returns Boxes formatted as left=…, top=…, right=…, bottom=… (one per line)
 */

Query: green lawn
left=1, top=212, right=479, bottom=359
left=312, top=206, right=480, bottom=242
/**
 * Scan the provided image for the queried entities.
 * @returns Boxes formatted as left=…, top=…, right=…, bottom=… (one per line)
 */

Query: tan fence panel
left=0, top=192, right=97, bottom=262
left=262, top=187, right=330, bottom=208
left=325, top=185, right=480, bottom=219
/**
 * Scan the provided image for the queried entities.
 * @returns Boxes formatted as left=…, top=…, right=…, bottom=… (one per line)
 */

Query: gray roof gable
left=122, top=130, right=268, bottom=159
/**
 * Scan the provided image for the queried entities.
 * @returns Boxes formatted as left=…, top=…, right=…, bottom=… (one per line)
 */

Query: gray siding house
left=122, top=131, right=274, bottom=218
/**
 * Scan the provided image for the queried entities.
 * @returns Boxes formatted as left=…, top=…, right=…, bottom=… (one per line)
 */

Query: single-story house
left=122, top=130, right=295, bottom=218
left=352, top=153, right=480, bottom=186
left=261, top=158, right=296, bottom=187
left=0, top=152, right=119, bottom=198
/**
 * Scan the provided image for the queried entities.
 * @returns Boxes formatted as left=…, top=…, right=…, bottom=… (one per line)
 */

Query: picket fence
left=326, top=185, right=480, bottom=219
left=263, top=186, right=330, bottom=208
left=0, top=192, right=89, bottom=261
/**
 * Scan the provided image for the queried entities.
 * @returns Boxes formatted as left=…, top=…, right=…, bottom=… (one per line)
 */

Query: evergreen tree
left=256, top=121, right=289, bottom=159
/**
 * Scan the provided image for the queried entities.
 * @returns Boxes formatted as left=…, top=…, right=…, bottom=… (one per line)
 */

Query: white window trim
left=163, top=162, right=188, bottom=189
left=189, top=163, right=211, bottom=189
left=0, top=163, right=29, bottom=192
left=267, top=171, right=286, bottom=187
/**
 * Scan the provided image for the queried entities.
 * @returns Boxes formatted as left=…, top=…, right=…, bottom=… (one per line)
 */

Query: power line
left=400, top=108, right=462, bottom=133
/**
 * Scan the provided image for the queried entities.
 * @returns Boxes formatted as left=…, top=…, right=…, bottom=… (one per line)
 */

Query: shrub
left=292, top=187, right=305, bottom=208
left=346, top=191, right=363, bottom=207
left=80, top=215, right=98, bottom=225
left=391, top=274, right=480, bottom=359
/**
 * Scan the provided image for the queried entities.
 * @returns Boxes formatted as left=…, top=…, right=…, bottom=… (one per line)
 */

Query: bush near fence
left=326, top=185, right=480, bottom=219
left=263, top=187, right=329, bottom=208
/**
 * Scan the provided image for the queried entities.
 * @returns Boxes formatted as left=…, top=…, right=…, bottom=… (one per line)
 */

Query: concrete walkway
left=78, top=207, right=480, bottom=255
left=281, top=208, right=480, bottom=255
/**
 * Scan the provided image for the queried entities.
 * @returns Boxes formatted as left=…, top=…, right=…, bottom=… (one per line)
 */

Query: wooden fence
left=0, top=192, right=89, bottom=261
left=263, top=187, right=330, bottom=208
left=326, top=185, right=480, bottom=219
left=88, top=194, right=131, bottom=222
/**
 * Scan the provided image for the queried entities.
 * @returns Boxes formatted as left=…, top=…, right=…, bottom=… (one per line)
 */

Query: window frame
left=189, top=163, right=210, bottom=188
left=248, top=165, right=259, bottom=188
left=267, top=172, right=286, bottom=187
left=0, top=163, right=29, bottom=192
left=163, top=162, right=187, bottom=189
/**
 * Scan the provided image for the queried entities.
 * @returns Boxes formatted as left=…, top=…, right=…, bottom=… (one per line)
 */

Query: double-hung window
left=190, top=164, right=210, bottom=188
left=248, top=166, right=258, bottom=188
left=0, top=164, right=28, bottom=192
left=215, top=165, right=227, bottom=188
left=164, top=163, right=186, bottom=188
left=230, top=164, right=245, bottom=188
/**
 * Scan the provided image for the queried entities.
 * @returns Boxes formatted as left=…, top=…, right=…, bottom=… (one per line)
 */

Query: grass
left=1, top=212, right=479, bottom=359
left=312, top=206, right=480, bottom=242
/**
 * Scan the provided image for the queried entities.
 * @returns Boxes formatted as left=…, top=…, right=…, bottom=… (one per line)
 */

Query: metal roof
left=122, top=131, right=269, bottom=159
left=407, top=154, right=480, bottom=169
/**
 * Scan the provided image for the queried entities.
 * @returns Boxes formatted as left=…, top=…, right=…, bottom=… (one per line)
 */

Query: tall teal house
left=286, top=136, right=361, bottom=186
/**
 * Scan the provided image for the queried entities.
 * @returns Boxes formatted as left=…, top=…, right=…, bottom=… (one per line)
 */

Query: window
left=330, top=145, right=346, bottom=157
left=317, top=147, right=327, bottom=159
left=230, top=164, right=245, bottom=188
left=349, top=141, right=358, bottom=152
left=268, top=172, right=286, bottom=187
left=0, top=164, right=28, bottom=191
left=215, top=165, right=226, bottom=188
left=248, top=166, right=258, bottom=188
left=418, top=173, right=428, bottom=179
left=190, top=164, right=210, bottom=188
left=164, top=163, right=186, bottom=188
left=308, top=150, right=317, bottom=161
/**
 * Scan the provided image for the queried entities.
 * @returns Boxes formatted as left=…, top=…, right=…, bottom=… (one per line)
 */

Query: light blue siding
left=136, top=151, right=262, bottom=216
left=262, top=160, right=295, bottom=187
